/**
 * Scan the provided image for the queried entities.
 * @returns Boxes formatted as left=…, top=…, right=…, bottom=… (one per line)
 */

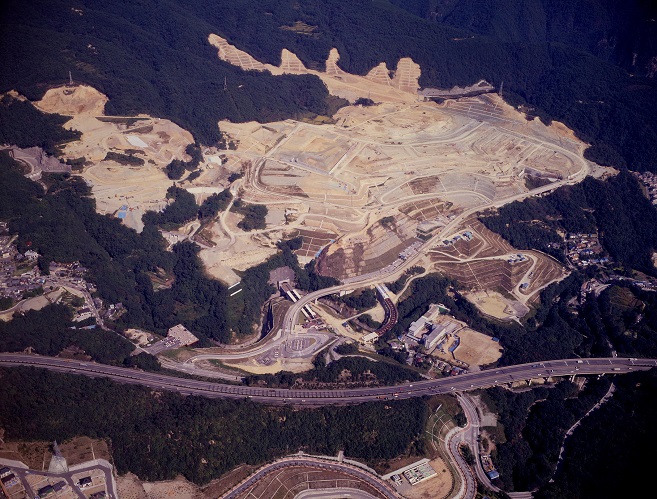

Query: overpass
left=280, top=280, right=316, bottom=320
left=0, top=353, right=653, bottom=406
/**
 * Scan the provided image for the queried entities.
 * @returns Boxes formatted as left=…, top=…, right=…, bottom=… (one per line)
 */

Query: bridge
left=1, top=353, right=654, bottom=406
left=374, top=284, right=398, bottom=337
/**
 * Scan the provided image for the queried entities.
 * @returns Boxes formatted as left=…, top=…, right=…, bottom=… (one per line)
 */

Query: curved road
left=222, top=457, right=399, bottom=499
left=445, top=421, right=476, bottom=499
left=277, top=149, right=590, bottom=345
left=0, top=353, right=653, bottom=406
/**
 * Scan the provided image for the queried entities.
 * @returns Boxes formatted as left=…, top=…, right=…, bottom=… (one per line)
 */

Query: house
left=1, top=474, right=19, bottom=488
left=37, top=485, right=55, bottom=497
left=78, top=476, right=93, bottom=488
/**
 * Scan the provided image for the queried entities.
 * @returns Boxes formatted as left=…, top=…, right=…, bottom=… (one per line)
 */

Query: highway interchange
left=1, top=353, right=654, bottom=406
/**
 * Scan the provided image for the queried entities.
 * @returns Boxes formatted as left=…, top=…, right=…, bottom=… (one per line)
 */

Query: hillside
left=1, top=0, right=656, bottom=170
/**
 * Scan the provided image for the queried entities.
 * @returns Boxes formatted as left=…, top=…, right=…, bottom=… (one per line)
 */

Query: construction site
left=22, top=35, right=591, bottom=375
left=430, top=218, right=567, bottom=320
left=201, top=35, right=588, bottom=286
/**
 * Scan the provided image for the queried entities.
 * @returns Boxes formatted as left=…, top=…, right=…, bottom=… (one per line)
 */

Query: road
left=455, top=394, right=529, bottom=498
left=457, top=395, right=495, bottom=487
left=445, top=419, right=476, bottom=499
left=294, top=488, right=382, bottom=499
left=12, top=462, right=117, bottom=499
left=271, top=145, right=590, bottom=353
left=0, top=353, right=653, bottom=406
left=222, top=457, right=400, bottom=499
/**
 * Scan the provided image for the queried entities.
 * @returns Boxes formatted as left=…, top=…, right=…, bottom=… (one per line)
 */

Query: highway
left=0, top=353, right=654, bottom=406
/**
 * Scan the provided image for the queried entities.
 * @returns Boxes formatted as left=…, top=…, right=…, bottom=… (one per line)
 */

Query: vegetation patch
left=0, top=367, right=427, bottom=485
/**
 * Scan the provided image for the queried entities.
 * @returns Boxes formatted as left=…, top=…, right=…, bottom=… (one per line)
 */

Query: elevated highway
left=0, top=353, right=653, bottom=406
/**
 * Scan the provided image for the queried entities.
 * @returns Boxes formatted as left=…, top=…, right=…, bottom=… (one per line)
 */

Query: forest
left=480, top=172, right=657, bottom=275
left=0, top=304, right=135, bottom=364
left=478, top=368, right=657, bottom=497
left=0, top=153, right=319, bottom=344
left=1, top=0, right=655, bottom=171
left=230, top=199, right=268, bottom=231
left=0, top=0, right=333, bottom=145
left=0, top=367, right=428, bottom=485
left=340, top=288, right=378, bottom=311
left=481, top=377, right=613, bottom=492
left=533, top=369, right=657, bottom=498
left=142, top=186, right=199, bottom=229
left=0, top=95, right=80, bottom=155
left=579, top=283, right=657, bottom=359
left=244, top=355, right=421, bottom=388
left=164, top=144, right=204, bottom=180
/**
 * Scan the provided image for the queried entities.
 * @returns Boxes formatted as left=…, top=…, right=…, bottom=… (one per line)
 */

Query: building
left=408, top=317, right=430, bottom=340
left=486, top=470, right=500, bottom=480
left=423, top=327, right=447, bottom=350
left=407, top=304, right=445, bottom=340
left=0, top=475, right=18, bottom=488
left=402, top=462, right=437, bottom=485
left=78, top=476, right=93, bottom=488
left=362, top=332, right=379, bottom=343
left=37, top=485, right=55, bottom=497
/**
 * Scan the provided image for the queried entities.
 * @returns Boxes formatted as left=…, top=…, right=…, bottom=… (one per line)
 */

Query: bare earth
left=19, top=35, right=589, bottom=375
left=452, top=328, right=503, bottom=367
left=34, top=85, right=196, bottom=233
left=402, top=458, right=453, bottom=499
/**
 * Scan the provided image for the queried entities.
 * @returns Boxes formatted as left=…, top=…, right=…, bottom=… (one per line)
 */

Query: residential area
left=0, top=443, right=116, bottom=499
left=0, top=223, right=117, bottom=325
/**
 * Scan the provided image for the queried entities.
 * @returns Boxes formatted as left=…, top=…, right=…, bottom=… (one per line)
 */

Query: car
left=450, top=387, right=455, bottom=391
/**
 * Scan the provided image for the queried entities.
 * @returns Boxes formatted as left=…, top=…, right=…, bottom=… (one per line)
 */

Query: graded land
left=19, top=36, right=594, bottom=374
